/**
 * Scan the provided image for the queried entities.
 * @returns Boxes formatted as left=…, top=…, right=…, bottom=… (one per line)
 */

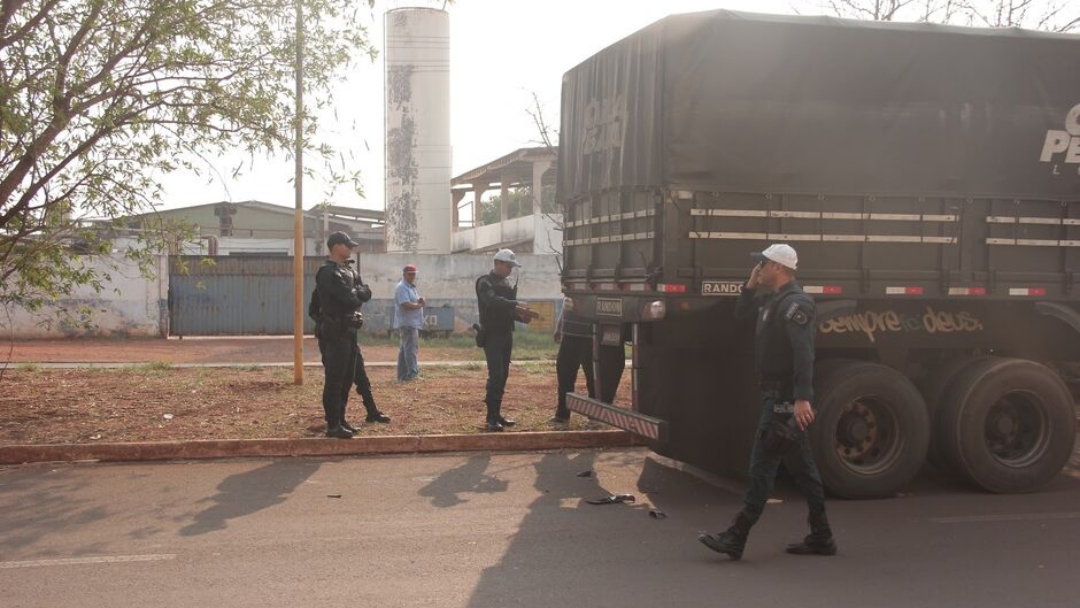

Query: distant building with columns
left=450, top=146, right=560, bottom=255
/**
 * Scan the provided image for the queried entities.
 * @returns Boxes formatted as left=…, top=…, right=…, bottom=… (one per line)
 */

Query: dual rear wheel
left=811, top=358, right=1075, bottom=498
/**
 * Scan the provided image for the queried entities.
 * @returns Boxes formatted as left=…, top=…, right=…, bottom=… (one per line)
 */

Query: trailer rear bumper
left=567, top=393, right=668, bottom=443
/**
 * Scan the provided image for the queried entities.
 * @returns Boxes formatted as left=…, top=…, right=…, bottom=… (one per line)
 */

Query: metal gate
left=168, top=256, right=323, bottom=336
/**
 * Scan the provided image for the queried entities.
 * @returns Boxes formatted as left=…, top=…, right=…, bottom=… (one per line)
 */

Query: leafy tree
left=0, top=0, right=376, bottom=317
left=813, top=0, right=1078, bottom=31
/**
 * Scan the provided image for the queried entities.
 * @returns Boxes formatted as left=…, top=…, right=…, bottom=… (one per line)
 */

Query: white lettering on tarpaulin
left=583, top=94, right=627, bottom=155
left=596, top=298, right=623, bottom=316
left=701, top=281, right=744, bottom=296
left=819, top=307, right=984, bottom=343
left=1039, top=103, right=1080, bottom=175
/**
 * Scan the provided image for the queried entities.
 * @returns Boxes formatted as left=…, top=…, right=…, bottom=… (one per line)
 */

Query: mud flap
left=567, top=393, right=668, bottom=443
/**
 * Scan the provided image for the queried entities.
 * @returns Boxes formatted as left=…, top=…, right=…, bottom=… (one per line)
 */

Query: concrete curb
left=0, top=430, right=648, bottom=465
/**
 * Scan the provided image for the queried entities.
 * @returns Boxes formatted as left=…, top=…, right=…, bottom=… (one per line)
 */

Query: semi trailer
left=559, top=10, right=1080, bottom=498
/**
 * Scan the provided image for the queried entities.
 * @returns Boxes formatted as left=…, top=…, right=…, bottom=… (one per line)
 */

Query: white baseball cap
left=494, top=248, right=520, bottom=267
left=751, top=244, right=798, bottom=271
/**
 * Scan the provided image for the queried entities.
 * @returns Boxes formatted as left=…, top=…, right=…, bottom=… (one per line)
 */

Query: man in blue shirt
left=393, top=264, right=425, bottom=381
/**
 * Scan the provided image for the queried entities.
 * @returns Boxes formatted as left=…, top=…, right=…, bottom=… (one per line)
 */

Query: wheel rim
left=983, top=391, right=1049, bottom=468
left=833, top=397, right=905, bottom=476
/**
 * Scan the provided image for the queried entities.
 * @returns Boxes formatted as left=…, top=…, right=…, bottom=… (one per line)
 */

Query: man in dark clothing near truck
left=698, top=244, right=837, bottom=560
left=475, top=248, right=532, bottom=432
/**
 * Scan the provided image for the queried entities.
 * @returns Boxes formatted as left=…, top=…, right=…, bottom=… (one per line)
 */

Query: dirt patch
left=0, top=363, right=630, bottom=445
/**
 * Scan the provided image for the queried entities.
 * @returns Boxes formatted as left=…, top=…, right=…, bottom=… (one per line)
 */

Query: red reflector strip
left=657, top=283, right=686, bottom=293
left=803, top=285, right=843, bottom=295
left=567, top=283, right=587, bottom=291
left=1008, top=288, right=1047, bottom=296
left=948, top=287, right=987, bottom=296
left=886, top=286, right=924, bottom=295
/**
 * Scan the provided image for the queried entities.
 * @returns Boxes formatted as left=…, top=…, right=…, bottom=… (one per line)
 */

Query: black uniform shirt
left=735, top=281, right=816, bottom=401
left=315, top=259, right=363, bottom=320
left=476, top=271, right=519, bottom=334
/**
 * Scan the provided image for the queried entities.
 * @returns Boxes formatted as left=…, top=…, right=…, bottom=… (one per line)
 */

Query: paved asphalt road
left=2, top=446, right=1079, bottom=608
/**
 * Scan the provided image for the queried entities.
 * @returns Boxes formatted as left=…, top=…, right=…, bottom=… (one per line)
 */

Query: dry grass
left=0, top=362, right=628, bottom=445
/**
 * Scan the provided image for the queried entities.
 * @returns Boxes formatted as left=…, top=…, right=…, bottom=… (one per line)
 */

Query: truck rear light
left=642, top=300, right=666, bottom=320
left=657, top=283, right=686, bottom=293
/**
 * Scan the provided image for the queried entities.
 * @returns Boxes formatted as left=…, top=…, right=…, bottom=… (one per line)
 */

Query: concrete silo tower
left=384, top=7, right=451, bottom=254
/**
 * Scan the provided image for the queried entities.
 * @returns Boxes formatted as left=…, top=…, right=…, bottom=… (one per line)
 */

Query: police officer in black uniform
left=698, top=244, right=837, bottom=560
left=312, top=231, right=372, bottom=439
left=309, top=259, right=390, bottom=429
left=553, top=296, right=595, bottom=425
left=476, top=248, right=532, bottom=432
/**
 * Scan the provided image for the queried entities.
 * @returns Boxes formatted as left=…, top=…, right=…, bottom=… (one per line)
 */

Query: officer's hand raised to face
left=747, top=261, right=764, bottom=288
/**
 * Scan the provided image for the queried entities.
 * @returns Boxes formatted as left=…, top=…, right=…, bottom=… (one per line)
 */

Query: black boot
left=485, top=400, right=503, bottom=431
left=699, top=513, right=753, bottom=560
left=786, top=513, right=837, bottom=556
left=358, top=386, right=390, bottom=423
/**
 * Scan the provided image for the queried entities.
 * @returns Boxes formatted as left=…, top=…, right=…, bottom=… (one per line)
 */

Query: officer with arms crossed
left=698, top=244, right=837, bottom=560
left=309, top=258, right=391, bottom=427
left=313, top=231, right=370, bottom=439
left=476, top=249, right=532, bottom=432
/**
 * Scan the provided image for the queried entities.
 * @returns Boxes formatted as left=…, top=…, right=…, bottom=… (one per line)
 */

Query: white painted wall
left=3, top=255, right=169, bottom=339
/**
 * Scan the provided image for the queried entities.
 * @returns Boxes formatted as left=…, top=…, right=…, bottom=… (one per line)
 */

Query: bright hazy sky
left=156, top=0, right=814, bottom=214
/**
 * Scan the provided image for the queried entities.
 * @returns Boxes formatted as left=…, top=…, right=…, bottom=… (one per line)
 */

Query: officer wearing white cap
left=699, top=243, right=836, bottom=560
left=475, top=248, right=532, bottom=431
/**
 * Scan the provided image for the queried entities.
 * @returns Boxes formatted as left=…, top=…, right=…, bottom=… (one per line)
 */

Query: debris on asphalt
left=163, top=414, right=174, bottom=420
left=576, top=470, right=594, bottom=478
left=586, top=493, right=636, bottom=505
left=327, top=494, right=342, bottom=499
left=648, top=509, right=667, bottom=520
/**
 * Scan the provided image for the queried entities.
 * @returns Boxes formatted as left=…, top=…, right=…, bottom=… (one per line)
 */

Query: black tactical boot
left=786, top=513, right=837, bottom=556
left=698, top=513, right=753, bottom=560
left=358, top=387, right=390, bottom=423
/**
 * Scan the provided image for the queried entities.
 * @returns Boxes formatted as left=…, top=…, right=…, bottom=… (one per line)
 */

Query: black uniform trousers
left=555, top=334, right=595, bottom=420
left=483, top=331, right=513, bottom=421
left=319, top=326, right=357, bottom=428
left=353, top=342, right=379, bottom=416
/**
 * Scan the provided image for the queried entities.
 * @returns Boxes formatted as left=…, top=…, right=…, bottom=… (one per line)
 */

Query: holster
left=763, top=400, right=801, bottom=453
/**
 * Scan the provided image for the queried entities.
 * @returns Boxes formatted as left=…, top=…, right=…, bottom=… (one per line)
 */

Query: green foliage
left=0, top=0, right=377, bottom=317
left=477, top=184, right=557, bottom=225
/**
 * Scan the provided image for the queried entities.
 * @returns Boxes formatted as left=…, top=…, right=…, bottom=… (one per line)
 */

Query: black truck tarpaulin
left=556, top=10, right=1080, bottom=202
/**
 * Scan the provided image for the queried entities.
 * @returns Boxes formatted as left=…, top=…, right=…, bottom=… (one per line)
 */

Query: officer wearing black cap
left=698, top=243, right=836, bottom=560
left=312, top=231, right=370, bottom=439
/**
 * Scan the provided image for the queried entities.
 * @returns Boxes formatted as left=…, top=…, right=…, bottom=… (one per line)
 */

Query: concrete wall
left=354, top=252, right=563, bottom=335
left=3, top=255, right=169, bottom=339
left=3, top=252, right=563, bottom=338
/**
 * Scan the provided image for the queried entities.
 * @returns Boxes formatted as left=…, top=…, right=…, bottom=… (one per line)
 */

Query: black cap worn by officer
left=698, top=243, right=836, bottom=560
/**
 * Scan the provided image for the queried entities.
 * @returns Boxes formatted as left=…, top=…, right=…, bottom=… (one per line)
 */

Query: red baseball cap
left=403, top=264, right=418, bottom=274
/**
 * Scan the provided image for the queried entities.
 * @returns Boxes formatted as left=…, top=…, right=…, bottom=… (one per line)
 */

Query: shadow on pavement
left=179, top=459, right=321, bottom=536
left=463, top=451, right=740, bottom=608
left=418, top=454, right=509, bottom=508
left=0, top=465, right=107, bottom=554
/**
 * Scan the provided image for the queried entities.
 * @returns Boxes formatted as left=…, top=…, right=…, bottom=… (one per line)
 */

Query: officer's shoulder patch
left=784, top=300, right=812, bottom=326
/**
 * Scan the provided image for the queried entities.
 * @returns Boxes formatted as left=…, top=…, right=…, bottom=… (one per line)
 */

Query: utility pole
left=293, top=0, right=305, bottom=385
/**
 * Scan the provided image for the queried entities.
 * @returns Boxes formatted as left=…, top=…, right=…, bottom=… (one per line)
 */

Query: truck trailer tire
left=811, top=361, right=931, bottom=499
left=917, top=355, right=993, bottom=471
left=936, top=358, right=1075, bottom=493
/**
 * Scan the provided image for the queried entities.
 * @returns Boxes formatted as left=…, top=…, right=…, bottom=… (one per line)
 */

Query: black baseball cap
left=327, top=231, right=359, bottom=248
